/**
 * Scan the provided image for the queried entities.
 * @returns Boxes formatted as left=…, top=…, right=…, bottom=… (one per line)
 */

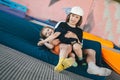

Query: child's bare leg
left=69, top=52, right=75, bottom=58
left=62, top=52, right=76, bottom=66
left=62, top=53, right=77, bottom=69
left=83, top=49, right=96, bottom=63
left=68, top=53, right=78, bottom=67
left=54, top=44, right=72, bottom=72
left=59, top=44, right=72, bottom=58
left=84, top=49, right=112, bottom=76
left=73, top=43, right=83, bottom=60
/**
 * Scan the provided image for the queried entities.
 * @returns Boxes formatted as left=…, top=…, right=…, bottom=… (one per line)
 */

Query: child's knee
left=84, top=49, right=96, bottom=56
left=60, top=44, right=72, bottom=53
left=69, top=53, right=75, bottom=58
left=73, top=43, right=82, bottom=50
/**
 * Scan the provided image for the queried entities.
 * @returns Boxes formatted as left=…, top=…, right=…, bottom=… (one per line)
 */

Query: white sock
left=87, top=62, right=112, bottom=76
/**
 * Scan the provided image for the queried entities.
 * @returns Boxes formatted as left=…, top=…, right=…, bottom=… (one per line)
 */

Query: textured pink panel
left=91, top=0, right=120, bottom=46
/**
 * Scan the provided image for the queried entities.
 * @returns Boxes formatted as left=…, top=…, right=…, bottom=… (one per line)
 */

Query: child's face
left=69, top=14, right=80, bottom=26
left=42, top=27, right=54, bottom=38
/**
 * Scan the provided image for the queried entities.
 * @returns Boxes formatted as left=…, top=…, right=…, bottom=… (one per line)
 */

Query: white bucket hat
left=70, top=6, right=84, bottom=16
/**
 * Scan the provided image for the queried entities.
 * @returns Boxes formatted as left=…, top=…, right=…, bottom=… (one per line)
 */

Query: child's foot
left=82, top=62, right=87, bottom=66
left=62, top=58, right=75, bottom=69
left=54, top=58, right=65, bottom=72
left=54, top=64, right=64, bottom=72
left=87, top=67, right=112, bottom=76
left=72, top=61, right=78, bottom=67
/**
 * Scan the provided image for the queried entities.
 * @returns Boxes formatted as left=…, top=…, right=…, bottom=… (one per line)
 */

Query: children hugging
left=37, top=6, right=112, bottom=76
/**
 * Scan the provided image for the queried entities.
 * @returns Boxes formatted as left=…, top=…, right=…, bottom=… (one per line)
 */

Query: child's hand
left=37, top=41, right=44, bottom=46
left=51, top=39, right=60, bottom=46
left=40, top=38, right=44, bottom=41
left=37, top=38, right=44, bottom=46
left=65, top=31, right=77, bottom=38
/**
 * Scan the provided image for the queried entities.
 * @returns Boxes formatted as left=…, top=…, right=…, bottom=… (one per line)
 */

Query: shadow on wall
left=83, top=10, right=95, bottom=32
left=112, top=0, right=120, bottom=3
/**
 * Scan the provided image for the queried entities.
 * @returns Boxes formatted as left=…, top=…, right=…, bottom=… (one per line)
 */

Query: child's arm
left=65, top=31, right=81, bottom=43
left=38, top=38, right=54, bottom=49
left=38, top=32, right=61, bottom=46
left=51, top=39, right=60, bottom=46
left=44, top=42, right=54, bottom=49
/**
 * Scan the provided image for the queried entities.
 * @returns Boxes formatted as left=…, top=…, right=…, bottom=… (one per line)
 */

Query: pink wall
left=90, top=0, right=120, bottom=46
left=13, top=0, right=120, bottom=46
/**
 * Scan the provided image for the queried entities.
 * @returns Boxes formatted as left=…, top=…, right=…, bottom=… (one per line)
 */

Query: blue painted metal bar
left=0, top=0, right=27, bottom=12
